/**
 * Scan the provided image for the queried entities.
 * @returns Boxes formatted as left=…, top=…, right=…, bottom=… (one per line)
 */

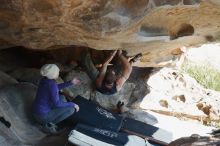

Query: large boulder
left=1, top=0, right=220, bottom=67
left=9, top=68, right=41, bottom=85
left=0, top=122, right=27, bottom=146
left=0, top=83, right=45, bottom=144
left=63, top=70, right=93, bottom=100
left=0, top=71, right=18, bottom=88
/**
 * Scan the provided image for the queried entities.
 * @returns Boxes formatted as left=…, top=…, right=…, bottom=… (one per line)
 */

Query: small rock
left=159, top=100, right=168, bottom=108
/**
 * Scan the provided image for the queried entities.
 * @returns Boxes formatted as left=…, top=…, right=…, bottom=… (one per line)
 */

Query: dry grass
left=181, top=61, right=220, bottom=92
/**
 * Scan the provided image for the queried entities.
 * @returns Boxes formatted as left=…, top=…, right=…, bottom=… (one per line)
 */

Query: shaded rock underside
left=0, top=0, right=220, bottom=67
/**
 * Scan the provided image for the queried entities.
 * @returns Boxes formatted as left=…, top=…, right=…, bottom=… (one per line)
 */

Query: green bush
left=181, top=61, right=220, bottom=91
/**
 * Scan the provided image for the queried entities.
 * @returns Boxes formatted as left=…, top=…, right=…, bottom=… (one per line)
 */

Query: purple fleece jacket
left=32, top=77, right=75, bottom=115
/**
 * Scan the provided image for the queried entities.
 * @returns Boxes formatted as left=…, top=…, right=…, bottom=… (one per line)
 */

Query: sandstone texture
left=1, top=1, right=220, bottom=145
left=1, top=0, right=220, bottom=67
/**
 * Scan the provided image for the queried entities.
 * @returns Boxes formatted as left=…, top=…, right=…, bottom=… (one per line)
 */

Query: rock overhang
left=0, top=0, right=220, bottom=67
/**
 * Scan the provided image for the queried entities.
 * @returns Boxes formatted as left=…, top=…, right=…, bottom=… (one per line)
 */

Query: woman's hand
left=74, top=104, right=80, bottom=112
left=71, top=78, right=81, bottom=85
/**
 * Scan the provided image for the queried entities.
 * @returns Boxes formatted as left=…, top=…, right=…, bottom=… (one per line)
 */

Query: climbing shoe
left=41, top=122, right=58, bottom=135
left=129, top=53, right=143, bottom=64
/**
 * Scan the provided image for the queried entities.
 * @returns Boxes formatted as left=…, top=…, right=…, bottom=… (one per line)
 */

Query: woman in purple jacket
left=32, top=64, right=80, bottom=134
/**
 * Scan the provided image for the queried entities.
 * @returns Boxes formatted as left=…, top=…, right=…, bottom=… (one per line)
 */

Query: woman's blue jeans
left=33, top=95, right=75, bottom=125
left=33, top=106, right=75, bottom=125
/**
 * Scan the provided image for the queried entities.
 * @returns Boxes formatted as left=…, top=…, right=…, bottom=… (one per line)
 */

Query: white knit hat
left=40, top=64, right=60, bottom=79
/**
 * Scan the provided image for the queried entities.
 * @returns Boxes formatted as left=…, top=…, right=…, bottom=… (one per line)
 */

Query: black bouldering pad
left=68, top=123, right=147, bottom=146
left=72, top=95, right=124, bottom=132
left=121, top=117, right=172, bottom=145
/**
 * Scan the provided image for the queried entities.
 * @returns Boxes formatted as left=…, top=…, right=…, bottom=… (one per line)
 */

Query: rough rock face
left=1, top=0, right=220, bottom=67
left=0, top=83, right=45, bottom=143
left=140, top=67, right=220, bottom=123
left=0, top=71, right=18, bottom=88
